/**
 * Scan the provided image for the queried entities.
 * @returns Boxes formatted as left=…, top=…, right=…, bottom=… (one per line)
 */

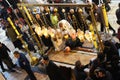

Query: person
left=0, top=58, right=6, bottom=72
left=13, top=51, right=37, bottom=80
left=41, top=27, right=54, bottom=53
left=92, top=3, right=115, bottom=33
left=94, top=67, right=113, bottom=80
left=65, top=29, right=83, bottom=52
left=103, top=40, right=119, bottom=80
left=6, top=22, right=23, bottom=50
left=116, top=3, right=120, bottom=25
left=17, top=23, right=36, bottom=52
left=103, top=40, right=119, bottom=62
left=92, top=0, right=111, bottom=12
left=74, top=60, right=88, bottom=80
left=50, top=8, right=60, bottom=28
left=89, top=53, right=106, bottom=80
left=57, top=19, right=73, bottom=32
left=0, top=42, right=15, bottom=72
left=41, top=55, right=66, bottom=80
left=43, top=6, right=52, bottom=26
left=6, top=7, right=15, bottom=21
left=0, top=4, right=7, bottom=20
left=35, top=13, right=44, bottom=27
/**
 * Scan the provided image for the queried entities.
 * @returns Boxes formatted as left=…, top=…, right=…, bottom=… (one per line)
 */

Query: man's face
left=70, top=32, right=77, bottom=40
left=14, top=53, right=20, bottom=58
left=35, top=14, right=40, bottom=19
left=18, top=24, right=23, bottom=28
left=41, top=58, right=48, bottom=65
left=59, top=23, right=63, bottom=28
left=15, top=20, right=19, bottom=24
left=95, top=71, right=105, bottom=78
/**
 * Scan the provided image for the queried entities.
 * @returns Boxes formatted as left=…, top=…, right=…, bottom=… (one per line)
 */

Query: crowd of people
left=0, top=0, right=120, bottom=80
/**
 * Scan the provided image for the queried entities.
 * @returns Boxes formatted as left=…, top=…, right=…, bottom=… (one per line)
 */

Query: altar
left=48, top=50, right=97, bottom=67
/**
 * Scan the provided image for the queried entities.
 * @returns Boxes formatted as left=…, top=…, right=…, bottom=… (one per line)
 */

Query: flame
left=35, top=26, right=42, bottom=36
left=42, top=27, right=48, bottom=37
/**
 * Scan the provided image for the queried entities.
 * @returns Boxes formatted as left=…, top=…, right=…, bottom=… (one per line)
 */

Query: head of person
left=59, top=22, right=64, bottom=29
left=7, top=7, right=12, bottom=14
left=94, top=67, right=106, bottom=78
left=15, top=9, right=20, bottom=13
left=18, top=23, right=23, bottom=28
left=69, top=29, right=77, bottom=40
left=13, top=51, right=20, bottom=58
left=103, top=40, right=111, bottom=53
left=64, top=46, right=71, bottom=53
left=75, top=60, right=82, bottom=70
left=41, top=55, right=49, bottom=65
left=14, top=18, right=19, bottom=24
left=35, top=13, right=41, bottom=19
